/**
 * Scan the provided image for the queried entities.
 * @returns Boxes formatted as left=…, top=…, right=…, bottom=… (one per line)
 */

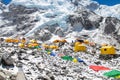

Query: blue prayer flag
left=77, top=58, right=84, bottom=62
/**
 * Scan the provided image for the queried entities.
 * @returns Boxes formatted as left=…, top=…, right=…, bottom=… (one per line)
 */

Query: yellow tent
left=19, top=43, right=25, bottom=48
left=42, top=44, right=50, bottom=49
left=100, top=46, right=116, bottom=55
left=84, top=40, right=89, bottom=44
left=49, top=45, right=58, bottom=50
left=74, top=42, right=86, bottom=52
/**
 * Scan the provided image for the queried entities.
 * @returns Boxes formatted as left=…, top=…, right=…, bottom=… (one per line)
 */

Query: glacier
left=0, top=0, right=120, bottom=37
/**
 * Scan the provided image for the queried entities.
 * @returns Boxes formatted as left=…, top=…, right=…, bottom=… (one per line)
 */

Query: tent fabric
left=77, top=58, right=84, bottom=62
left=115, top=75, right=120, bottom=78
left=72, top=58, right=78, bottom=63
left=45, top=50, right=52, bottom=55
left=50, top=52, right=56, bottom=56
left=1, top=0, right=12, bottom=5
left=103, top=70, right=120, bottom=77
left=57, top=53, right=64, bottom=57
left=46, top=50, right=52, bottom=53
left=90, top=65, right=110, bottom=72
left=34, top=46, right=41, bottom=49
left=61, top=56, right=73, bottom=61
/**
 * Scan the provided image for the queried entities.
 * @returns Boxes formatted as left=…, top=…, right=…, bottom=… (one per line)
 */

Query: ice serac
left=0, top=0, right=120, bottom=39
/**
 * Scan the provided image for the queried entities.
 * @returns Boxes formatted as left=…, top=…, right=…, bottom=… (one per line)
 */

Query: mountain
left=0, top=0, right=120, bottom=45
left=95, top=4, right=120, bottom=19
left=0, top=0, right=74, bottom=37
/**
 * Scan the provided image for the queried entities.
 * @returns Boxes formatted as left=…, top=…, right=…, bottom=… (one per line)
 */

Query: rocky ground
left=0, top=37, right=120, bottom=80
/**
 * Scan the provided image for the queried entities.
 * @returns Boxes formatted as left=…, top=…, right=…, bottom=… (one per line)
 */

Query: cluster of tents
left=4, top=38, right=39, bottom=48
left=0, top=37, right=119, bottom=79
left=2, top=37, right=117, bottom=55
left=46, top=49, right=120, bottom=79
left=43, top=42, right=120, bottom=79
left=3, top=38, right=67, bottom=49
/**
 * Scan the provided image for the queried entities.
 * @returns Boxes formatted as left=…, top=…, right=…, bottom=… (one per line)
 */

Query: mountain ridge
left=0, top=0, right=120, bottom=45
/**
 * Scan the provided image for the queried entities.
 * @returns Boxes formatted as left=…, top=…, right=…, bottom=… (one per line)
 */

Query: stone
left=50, top=76, right=55, bottom=80
left=37, top=30, right=52, bottom=41
left=0, top=72, right=6, bottom=80
left=104, top=22, right=116, bottom=34
left=36, top=76, right=49, bottom=80
left=10, top=75, right=16, bottom=80
left=54, top=27, right=64, bottom=37
left=1, top=53, right=14, bottom=66
left=16, top=68, right=26, bottom=80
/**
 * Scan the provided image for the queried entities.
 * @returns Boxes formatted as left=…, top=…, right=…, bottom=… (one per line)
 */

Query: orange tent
left=12, top=39, right=19, bottom=43
left=21, top=38, right=26, bottom=43
left=53, top=40, right=60, bottom=43
left=60, top=39, right=67, bottom=43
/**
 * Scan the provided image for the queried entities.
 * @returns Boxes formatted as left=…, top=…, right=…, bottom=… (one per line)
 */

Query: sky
left=93, top=0, right=120, bottom=6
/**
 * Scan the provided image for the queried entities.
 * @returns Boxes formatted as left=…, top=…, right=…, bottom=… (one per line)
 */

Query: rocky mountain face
left=67, top=7, right=120, bottom=35
left=67, top=8, right=120, bottom=44
left=0, top=1, right=120, bottom=44
left=67, top=9, right=103, bottom=30
left=0, top=4, right=38, bottom=36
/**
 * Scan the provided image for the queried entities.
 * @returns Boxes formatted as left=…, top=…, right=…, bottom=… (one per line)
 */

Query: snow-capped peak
left=95, top=4, right=120, bottom=19
left=3, top=0, right=120, bottom=19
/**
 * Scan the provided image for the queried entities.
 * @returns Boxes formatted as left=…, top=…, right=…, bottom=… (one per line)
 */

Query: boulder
left=16, top=71, right=26, bottom=80
left=0, top=72, right=6, bottom=80
left=1, top=53, right=14, bottom=66
left=37, top=30, right=52, bottom=41
left=54, top=27, right=64, bottom=37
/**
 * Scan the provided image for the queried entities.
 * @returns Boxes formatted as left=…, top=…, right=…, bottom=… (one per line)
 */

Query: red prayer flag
left=90, top=65, right=111, bottom=72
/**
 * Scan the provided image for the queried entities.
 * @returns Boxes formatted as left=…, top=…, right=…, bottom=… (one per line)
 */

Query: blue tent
left=1, top=0, right=12, bottom=5
left=50, top=52, right=56, bottom=56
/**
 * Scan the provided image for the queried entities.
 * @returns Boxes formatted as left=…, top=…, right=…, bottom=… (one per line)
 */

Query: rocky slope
left=0, top=4, right=38, bottom=36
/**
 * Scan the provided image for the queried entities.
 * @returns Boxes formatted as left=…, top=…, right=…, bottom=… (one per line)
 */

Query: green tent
left=34, top=46, right=39, bottom=49
left=103, top=70, right=120, bottom=77
left=45, top=50, right=52, bottom=52
left=61, top=56, right=73, bottom=61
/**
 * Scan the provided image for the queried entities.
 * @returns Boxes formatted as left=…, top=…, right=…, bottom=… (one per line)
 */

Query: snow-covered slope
left=7, top=0, right=120, bottom=19
left=0, top=0, right=76, bottom=37
left=95, top=4, right=120, bottom=19
left=0, top=0, right=120, bottom=38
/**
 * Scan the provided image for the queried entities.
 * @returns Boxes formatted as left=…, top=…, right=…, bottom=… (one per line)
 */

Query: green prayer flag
left=61, top=56, right=73, bottom=61
left=103, top=70, right=120, bottom=77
